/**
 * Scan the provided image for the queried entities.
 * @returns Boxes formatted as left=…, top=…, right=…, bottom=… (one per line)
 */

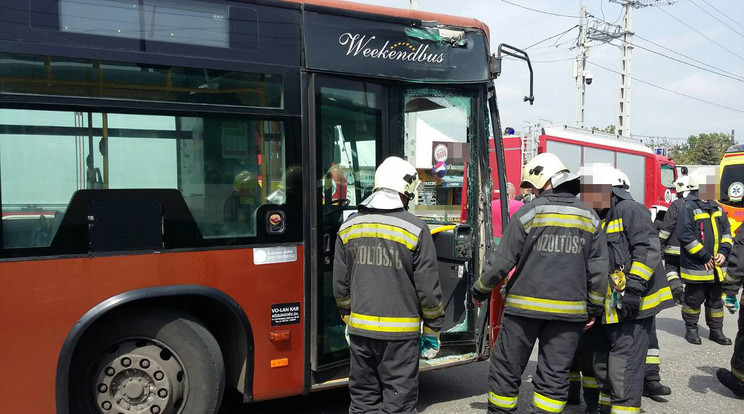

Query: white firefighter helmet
left=374, top=156, right=421, bottom=200
left=521, top=153, right=573, bottom=190
left=687, top=172, right=707, bottom=191
left=674, top=176, right=689, bottom=193
left=578, top=163, right=618, bottom=186
left=615, top=169, right=631, bottom=190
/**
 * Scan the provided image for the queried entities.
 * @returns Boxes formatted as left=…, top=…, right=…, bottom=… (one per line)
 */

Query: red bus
left=0, top=1, right=518, bottom=413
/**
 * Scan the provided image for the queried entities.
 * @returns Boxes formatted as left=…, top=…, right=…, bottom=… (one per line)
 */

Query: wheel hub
left=93, top=341, right=186, bottom=414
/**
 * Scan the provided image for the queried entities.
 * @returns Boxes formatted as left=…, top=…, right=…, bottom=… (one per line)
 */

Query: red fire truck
left=492, top=125, right=678, bottom=220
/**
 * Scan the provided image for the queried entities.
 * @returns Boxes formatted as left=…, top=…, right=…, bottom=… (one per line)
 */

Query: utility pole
left=618, top=2, right=633, bottom=137
left=410, top=0, right=419, bottom=10
left=575, top=6, right=589, bottom=128
left=611, top=1, right=675, bottom=137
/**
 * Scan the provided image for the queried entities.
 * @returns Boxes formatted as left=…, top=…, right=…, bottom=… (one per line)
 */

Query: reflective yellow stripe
left=335, top=296, right=351, bottom=309
left=506, top=294, right=586, bottom=315
left=712, top=210, right=723, bottom=218
left=629, top=261, right=653, bottom=281
left=339, top=223, right=418, bottom=250
left=659, top=230, right=671, bottom=240
left=721, top=236, right=733, bottom=245
left=526, top=213, right=597, bottom=233
left=682, top=306, right=701, bottom=315
left=688, top=243, right=704, bottom=254
left=708, top=309, right=725, bottom=318
left=733, top=368, right=744, bottom=382
left=681, top=271, right=715, bottom=282
left=599, top=392, right=611, bottom=406
left=605, top=219, right=624, bottom=234
left=475, top=277, right=495, bottom=294
left=582, top=376, right=599, bottom=389
left=421, top=302, right=444, bottom=319
left=646, top=356, right=660, bottom=364
left=640, top=286, right=673, bottom=311
left=348, top=312, right=420, bottom=333
left=712, top=209, right=720, bottom=256
left=569, top=372, right=581, bottom=381
left=488, top=392, right=518, bottom=409
left=611, top=406, right=641, bottom=413
left=588, top=290, right=605, bottom=305
left=604, top=285, right=619, bottom=324
left=694, top=212, right=710, bottom=221
left=532, top=391, right=566, bottom=413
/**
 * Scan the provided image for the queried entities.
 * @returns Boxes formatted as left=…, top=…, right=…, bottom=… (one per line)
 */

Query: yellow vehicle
left=720, top=144, right=744, bottom=235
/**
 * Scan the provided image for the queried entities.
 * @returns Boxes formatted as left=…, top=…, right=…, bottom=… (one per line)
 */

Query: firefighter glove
left=620, top=293, right=641, bottom=320
left=420, top=326, right=441, bottom=360
left=471, top=286, right=490, bottom=304
left=725, top=295, right=740, bottom=314
left=670, top=279, right=685, bottom=306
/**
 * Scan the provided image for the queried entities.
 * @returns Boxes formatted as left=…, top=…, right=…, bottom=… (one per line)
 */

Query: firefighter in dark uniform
left=472, top=153, right=609, bottom=414
left=658, top=175, right=690, bottom=305
left=677, top=172, right=734, bottom=345
left=718, top=229, right=744, bottom=397
left=580, top=164, right=674, bottom=414
left=333, top=156, right=444, bottom=414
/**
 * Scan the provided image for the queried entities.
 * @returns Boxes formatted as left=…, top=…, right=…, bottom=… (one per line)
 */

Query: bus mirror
left=453, top=224, right=472, bottom=261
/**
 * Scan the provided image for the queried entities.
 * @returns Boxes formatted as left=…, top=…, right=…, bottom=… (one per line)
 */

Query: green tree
left=668, top=132, right=734, bottom=165
left=591, top=125, right=616, bottom=134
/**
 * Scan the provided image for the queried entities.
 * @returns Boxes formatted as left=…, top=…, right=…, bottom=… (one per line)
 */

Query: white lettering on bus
left=338, top=33, right=446, bottom=64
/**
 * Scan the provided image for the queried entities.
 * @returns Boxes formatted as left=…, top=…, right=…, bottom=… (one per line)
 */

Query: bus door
left=311, top=77, right=484, bottom=383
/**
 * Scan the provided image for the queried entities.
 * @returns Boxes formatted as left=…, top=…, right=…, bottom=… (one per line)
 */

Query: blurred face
left=581, top=183, right=612, bottom=210
left=699, top=182, right=719, bottom=201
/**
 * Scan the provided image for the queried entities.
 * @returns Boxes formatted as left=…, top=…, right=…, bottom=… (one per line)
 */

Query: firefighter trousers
left=487, top=314, right=584, bottom=414
left=682, top=282, right=724, bottom=330
left=594, top=317, right=652, bottom=414
left=732, top=307, right=744, bottom=385
left=569, top=327, right=601, bottom=412
left=645, top=317, right=661, bottom=382
left=348, top=335, right=419, bottom=414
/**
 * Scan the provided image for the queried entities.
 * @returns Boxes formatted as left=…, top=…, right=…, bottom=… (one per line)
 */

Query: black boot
left=685, top=325, right=702, bottom=345
left=709, top=329, right=732, bottom=345
left=567, top=380, right=581, bottom=405
left=643, top=380, right=672, bottom=396
left=716, top=368, right=744, bottom=398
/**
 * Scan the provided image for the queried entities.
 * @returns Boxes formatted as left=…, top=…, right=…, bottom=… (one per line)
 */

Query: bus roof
left=277, top=0, right=490, bottom=39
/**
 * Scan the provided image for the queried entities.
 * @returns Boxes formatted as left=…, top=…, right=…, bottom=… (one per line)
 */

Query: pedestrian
left=472, top=153, right=608, bottom=413
left=718, top=229, right=744, bottom=397
left=579, top=163, right=674, bottom=414
left=677, top=172, right=734, bottom=345
left=333, top=156, right=445, bottom=414
left=492, top=182, right=524, bottom=238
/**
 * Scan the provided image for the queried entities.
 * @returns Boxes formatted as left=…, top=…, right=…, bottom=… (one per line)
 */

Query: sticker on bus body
left=253, top=246, right=298, bottom=265
left=271, top=302, right=301, bottom=326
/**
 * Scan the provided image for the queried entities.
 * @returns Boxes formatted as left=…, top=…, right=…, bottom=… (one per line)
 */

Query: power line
left=524, top=25, right=579, bottom=50
left=698, top=0, right=744, bottom=31
left=587, top=61, right=744, bottom=115
left=634, top=34, right=744, bottom=82
left=498, top=0, right=580, bottom=19
left=654, top=5, right=744, bottom=62
left=689, top=0, right=744, bottom=39
left=615, top=39, right=744, bottom=83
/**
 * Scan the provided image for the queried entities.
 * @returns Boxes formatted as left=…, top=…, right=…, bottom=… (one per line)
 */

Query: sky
left=362, top=0, right=744, bottom=144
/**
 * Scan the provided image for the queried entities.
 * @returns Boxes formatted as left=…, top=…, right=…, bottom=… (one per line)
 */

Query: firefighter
left=659, top=175, right=691, bottom=305
left=333, top=156, right=444, bottom=414
left=579, top=163, right=674, bottom=414
left=718, top=229, right=744, bottom=397
left=472, top=153, right=609, bottom=414
left=677, top=172, right=734, bottom=345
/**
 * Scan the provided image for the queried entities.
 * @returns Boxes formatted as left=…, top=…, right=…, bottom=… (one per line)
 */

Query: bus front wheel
left=71, top=310, right=225, bottom=414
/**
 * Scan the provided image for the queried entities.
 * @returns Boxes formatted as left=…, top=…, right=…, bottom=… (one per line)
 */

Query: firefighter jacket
left=601, top=188, right=674, bottom=324
left=659, top=195, right=686, bottom=256
left=475, top=189, right=609, bottom=322
left=333, top=204, right=444, bottom=340
left=723, top=230, right=744, bottom=299
left=677, top=192, right=734, bottom=284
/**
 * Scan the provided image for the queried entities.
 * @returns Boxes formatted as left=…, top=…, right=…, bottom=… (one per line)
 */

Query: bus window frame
left=0, top=102, right=304, bottom=260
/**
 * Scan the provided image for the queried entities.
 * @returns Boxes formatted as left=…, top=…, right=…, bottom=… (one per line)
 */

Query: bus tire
left=70, top=309, right=225, bottom=414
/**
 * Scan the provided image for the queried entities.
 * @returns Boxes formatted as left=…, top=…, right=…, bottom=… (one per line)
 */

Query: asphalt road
left=220, top=306, right=741, bottom=414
